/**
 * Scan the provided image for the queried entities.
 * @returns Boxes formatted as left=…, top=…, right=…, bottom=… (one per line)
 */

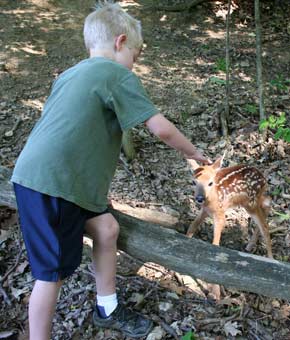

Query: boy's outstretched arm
left=145, top=113, right=211, bottom=165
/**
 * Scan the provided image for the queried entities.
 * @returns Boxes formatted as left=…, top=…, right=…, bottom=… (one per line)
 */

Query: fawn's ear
left=187, top=159, right=200, bottom=170
left=212, top=157, right=223, bottom=170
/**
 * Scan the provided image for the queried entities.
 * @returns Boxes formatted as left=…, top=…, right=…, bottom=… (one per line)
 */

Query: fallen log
left=1, top=166, right=290, bottom=300
left=147, top=0, right=206, bottom=12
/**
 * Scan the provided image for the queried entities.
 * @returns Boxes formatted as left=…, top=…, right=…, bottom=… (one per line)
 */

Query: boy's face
left=115, top=46, right=140, bottom=70
left=114, top=34, right=141, bottom=70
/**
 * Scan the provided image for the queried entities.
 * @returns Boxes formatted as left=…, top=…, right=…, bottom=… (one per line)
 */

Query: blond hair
left=84, top=1, right=143, bottom=51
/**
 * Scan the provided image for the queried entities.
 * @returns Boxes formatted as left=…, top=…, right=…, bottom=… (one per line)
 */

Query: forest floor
left=0, top=0, right=290, bottom=339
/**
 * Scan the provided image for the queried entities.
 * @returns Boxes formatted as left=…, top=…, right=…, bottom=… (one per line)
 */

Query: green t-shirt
left=11, top=57, right=158, bottom=212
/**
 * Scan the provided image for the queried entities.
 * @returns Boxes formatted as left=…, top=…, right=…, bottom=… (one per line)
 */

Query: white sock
left=96, top=293, right=118, bottom=318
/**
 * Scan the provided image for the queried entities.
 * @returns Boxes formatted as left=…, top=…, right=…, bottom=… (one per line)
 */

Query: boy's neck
left=89, top=48, right=115, bottom=61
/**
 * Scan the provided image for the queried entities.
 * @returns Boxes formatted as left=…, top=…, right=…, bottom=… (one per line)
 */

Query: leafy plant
left=273, top=210, right=290, bottom=221
left=201, top=44, right=210, bottom=50
left=269, top=75, right=290, bottom=92
left=245, top=104, right=258, bottom=115
left=214, top=58, right=226, bottom=72
left=209, top=76, right=226, bottom=85
left=181, top=330, right=197, bottom=340
left=259, top=112, right=290, bottom=142
left=272, top=186, right=282, bottom=196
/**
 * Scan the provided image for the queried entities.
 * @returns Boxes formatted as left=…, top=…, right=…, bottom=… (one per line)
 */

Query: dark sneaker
left=93, top=304, right=153, bottom=338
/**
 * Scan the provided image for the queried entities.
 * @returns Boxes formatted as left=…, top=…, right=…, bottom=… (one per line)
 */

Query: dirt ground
left=0, top=0, right=290, bottom=339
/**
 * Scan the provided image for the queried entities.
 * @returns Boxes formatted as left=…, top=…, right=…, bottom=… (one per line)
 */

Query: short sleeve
left=107, top=73, right=158, bottom=131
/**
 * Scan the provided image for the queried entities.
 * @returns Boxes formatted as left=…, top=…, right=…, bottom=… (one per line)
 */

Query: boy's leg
left=29, top=280, right=63, bottom=340
left=84, top=213, right=153, bottom=338
left=85, top=213, right=119, bottom=296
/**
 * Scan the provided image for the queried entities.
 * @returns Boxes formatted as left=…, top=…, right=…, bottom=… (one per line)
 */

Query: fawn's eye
left=208, top=181, right=213, bottom=186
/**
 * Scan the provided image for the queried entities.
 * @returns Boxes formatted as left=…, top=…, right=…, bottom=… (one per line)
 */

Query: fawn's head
left=187, top=158, right=222, bottom=205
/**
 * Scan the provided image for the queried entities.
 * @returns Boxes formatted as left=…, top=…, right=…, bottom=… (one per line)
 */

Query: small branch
left=196, top=313, right=239, bottom=326
left=0, top=284, right=12, bottom=305
left=0, top=245, right=23, bottom=284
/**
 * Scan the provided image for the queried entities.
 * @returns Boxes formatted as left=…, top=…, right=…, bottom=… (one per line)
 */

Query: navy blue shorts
left=13, top=183, right=108, bottom=282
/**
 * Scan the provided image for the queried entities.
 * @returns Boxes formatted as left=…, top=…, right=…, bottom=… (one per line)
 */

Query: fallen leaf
left=224, top=321, right=242, bottom=336
left=146, top=326, right=165, bottom=340
left=16, top=260, right=29, bottom=274
left=0, top=331, right=15, bottom=339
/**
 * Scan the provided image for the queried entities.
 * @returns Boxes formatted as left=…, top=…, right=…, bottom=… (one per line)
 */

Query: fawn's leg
left=246, top=195, right=271, bottom=253
left=247, top=206, right=273, bottom=258
left=212, top=211, right=226, bottom=246
left=246, top=227, right=260, bottom=253
left=186, top=208, right=208, bottom=238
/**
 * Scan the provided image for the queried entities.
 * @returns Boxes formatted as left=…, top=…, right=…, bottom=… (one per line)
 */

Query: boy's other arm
left=145, top=113, right=211, bottom=165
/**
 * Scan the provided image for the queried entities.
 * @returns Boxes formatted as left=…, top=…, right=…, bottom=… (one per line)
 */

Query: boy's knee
left=88, top=214, right=120, bottom=245
left=104, top=216, right=120, bottom=241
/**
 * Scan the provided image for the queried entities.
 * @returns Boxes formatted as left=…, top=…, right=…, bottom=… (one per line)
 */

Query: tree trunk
left=221, top=0, right=231, bottom=137
left=255, top=0, right=265, bottom=121
left=1, top=166, right=290, bottom=300
left=122, top=130, right=136, bottom=161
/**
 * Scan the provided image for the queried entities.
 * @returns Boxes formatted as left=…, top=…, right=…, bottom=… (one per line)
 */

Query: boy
left=11, top=2, right=210, bottom=339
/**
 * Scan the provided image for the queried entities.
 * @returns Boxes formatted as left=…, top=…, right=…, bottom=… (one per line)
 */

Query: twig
left=247, top=319, right=273, bottom=340
left=0, top=284, right=12, bottom=305
left=119, top=154, right=133, bottom=175
left=0, top=247, right=23, bottom=283
left=196, top=313, right=239, bottom=326
left=159, top=320, right=179, bottom=340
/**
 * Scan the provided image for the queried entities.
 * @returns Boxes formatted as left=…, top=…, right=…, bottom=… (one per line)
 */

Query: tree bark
left=255, top=0, right=265, bottom=120
left=149, top=0, right=206, bottom=12
left=122, top=130, right=136, bottom=161
left=1, top=166, right=290, bottom=300
left=221, top=0, right=231, bottom=137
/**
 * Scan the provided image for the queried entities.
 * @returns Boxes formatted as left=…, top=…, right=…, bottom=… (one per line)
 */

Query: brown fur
left=187, top=158, right=273, bottom=258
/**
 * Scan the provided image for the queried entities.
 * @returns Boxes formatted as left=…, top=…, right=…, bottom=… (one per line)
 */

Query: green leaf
left=209, top=77, right=226, bottom=85
left=274, top=128, right=284, bottom=140
left=181, top=330, right=197, bottom=340
left=283, top=129, right=290, bottom=142
left=259, top=119, right=269, bottom=130
left=245, top=104, right=257, bottom=114
left=272, top=187, right=282, bottom=196
left=276, top=112, right=286, bottom=126
left=269, top=115, right=277, bottom=127
left=215, top=58, right=226, bottom=72
left=273, top=211, right=290, bottom=221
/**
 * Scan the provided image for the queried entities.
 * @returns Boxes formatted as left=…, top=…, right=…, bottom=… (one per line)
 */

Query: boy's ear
left=115, top=34, right=127, bottom=51
left=212, top=157, right=223, bottom=170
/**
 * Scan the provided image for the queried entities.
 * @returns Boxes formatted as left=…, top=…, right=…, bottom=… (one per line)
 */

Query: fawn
left=186, top=158, right=273, bottom=258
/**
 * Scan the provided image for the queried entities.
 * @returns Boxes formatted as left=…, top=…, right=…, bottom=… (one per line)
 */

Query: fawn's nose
left=196, top=195, right=204, bottom=204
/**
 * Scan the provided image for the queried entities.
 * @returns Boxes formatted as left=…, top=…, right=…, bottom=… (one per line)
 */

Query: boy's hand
left=145, top=114, right=212, bottom=165
left=185, top=149, right=212, bottom=165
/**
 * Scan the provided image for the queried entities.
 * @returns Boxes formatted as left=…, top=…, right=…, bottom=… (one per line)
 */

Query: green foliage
left=273, top=210, right=290, bottom=221
left=259, top=112, right=290, bottom=142
left=180, top=110, right=190, bottom=122
left=269, top=75, right=290, bottom=92
left=272, top=186, right=282, bottom=196
left=201, top=44, right=210, bottom=50
left=214, top=58, right=226, bottom=73
left=245, top=104, right=258, bottom=115
left=181, top=330, right=197, bottom=340
left=209, top=76, right=226, bottom=85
